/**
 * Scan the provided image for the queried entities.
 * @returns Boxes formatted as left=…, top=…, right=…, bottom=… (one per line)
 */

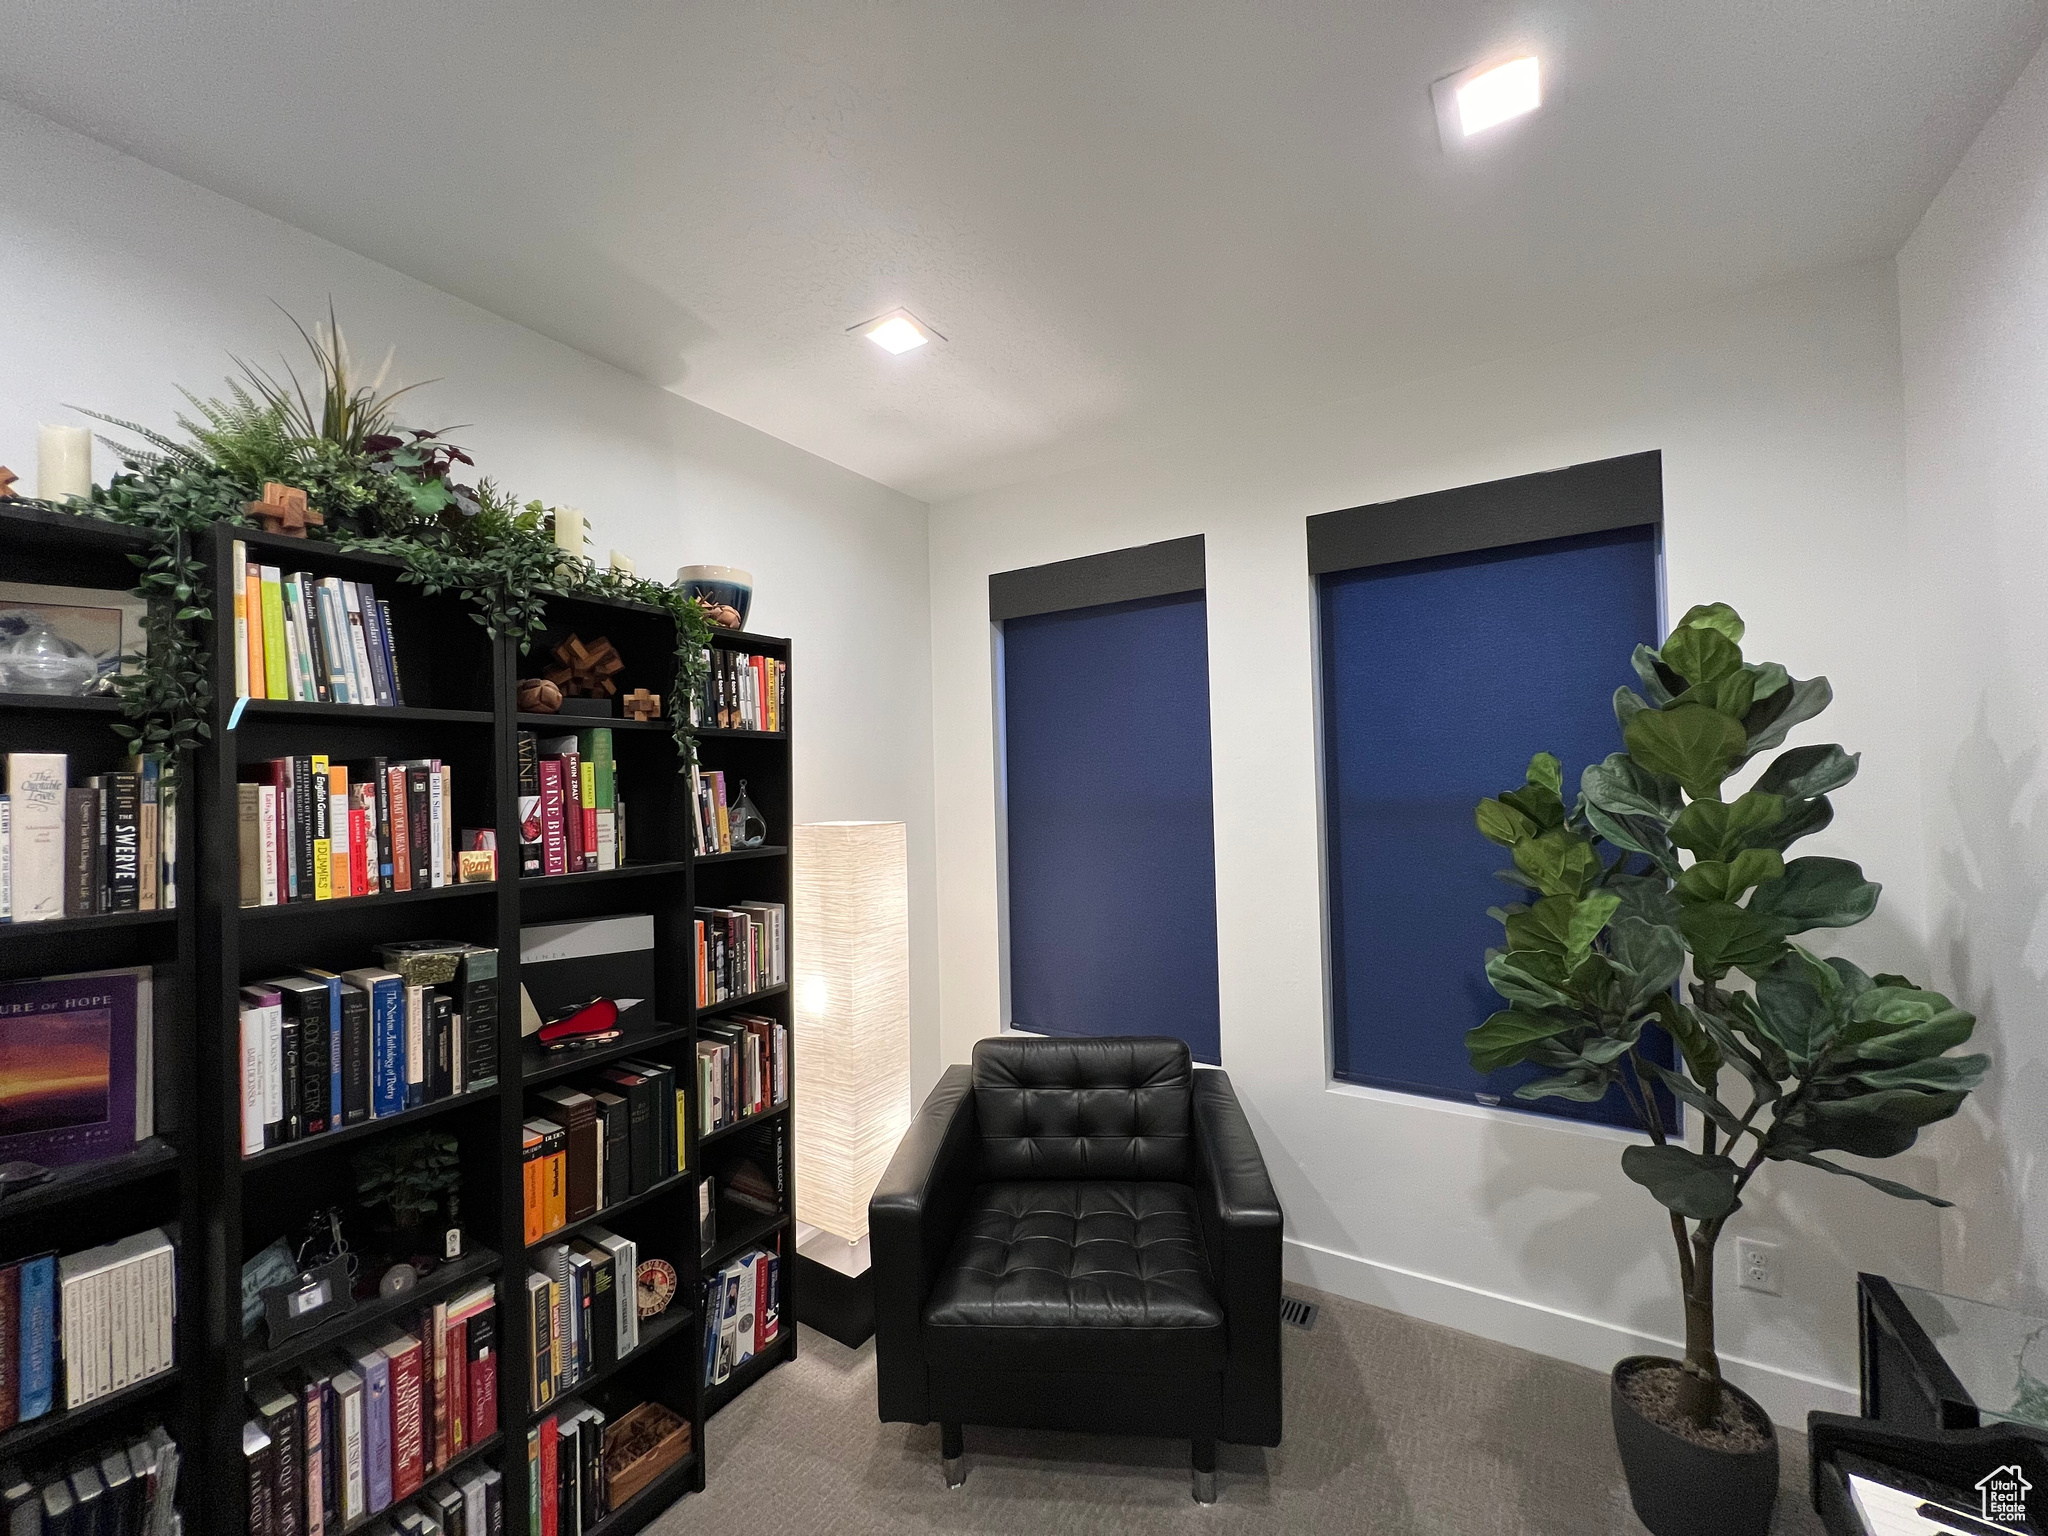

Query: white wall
left=0, top=99, right=942, bottom=1090
left=1898, top=37, right=2048, bottom=1312
left=928, top=258, right=1944, bottom=1424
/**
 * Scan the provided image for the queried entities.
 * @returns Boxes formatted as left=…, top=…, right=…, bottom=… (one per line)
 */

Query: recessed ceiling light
left=1431, top=55, right=1542, bottom=147
left=852, top=308, right=944, bottom=354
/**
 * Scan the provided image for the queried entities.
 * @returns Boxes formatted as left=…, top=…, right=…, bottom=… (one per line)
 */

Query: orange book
left=328, top=764, right=352, bottom=897
left=246, top=568, right=267, bottom=698
left=522, top=1121, right=545, bottom=1244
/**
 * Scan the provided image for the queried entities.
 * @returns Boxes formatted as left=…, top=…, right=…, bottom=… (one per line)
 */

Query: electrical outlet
left=1736, top=1238, right=1781, bottom=1295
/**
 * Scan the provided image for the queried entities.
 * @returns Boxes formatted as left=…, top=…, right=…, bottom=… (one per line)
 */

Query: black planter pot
left=1611, top=1356, right=1780, bottom=1536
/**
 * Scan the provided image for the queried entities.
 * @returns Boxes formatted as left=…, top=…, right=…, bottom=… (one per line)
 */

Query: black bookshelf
left=0, top=506, right=201, bottom=1513
left=168, top=522, right=795, bottom=1533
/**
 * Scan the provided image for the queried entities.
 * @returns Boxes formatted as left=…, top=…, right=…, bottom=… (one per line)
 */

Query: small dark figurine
left=622, top=687, right=661, bottom=721
left=544, top=633, right=625, bottom=698
left=247, top=481, right=323, bottom=537
left=518, top=677, right=563, bottom=714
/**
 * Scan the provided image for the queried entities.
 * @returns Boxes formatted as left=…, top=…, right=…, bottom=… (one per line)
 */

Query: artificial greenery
left=28, top=305, right=718, bottom=766
left=354, top=1130, right=462, bottom=1224
left=1466, top=603, right=1987, bottom=1429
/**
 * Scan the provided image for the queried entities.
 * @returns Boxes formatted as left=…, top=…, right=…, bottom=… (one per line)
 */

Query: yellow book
left=674, top=1087, right=687, bottom=1172
left=231, top=540, right=250, bottom=698
left=259, top=566, right=289, bottom=700
left=246, top=567, right=266, bottom=699
left=328, top=763, right=351, bottom=898
left=545, top=1150, right=566, bottom=1233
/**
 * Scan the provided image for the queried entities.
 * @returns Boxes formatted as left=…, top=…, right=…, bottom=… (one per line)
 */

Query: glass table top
left=1892, top=1281, right=2048, bottom=1431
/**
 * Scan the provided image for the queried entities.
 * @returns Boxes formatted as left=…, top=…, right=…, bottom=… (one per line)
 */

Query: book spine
left=303, top=1378, right=326, bottom=1536
left=328, top=765, right=351, bottom=899
left=387, top=764, right=412, bottom=892
left=358, top=584, right=396, bottom=706
left=247, top=563, right=268, bottom=700
left=428, top=762, right=447, bottom=889
left=340, top=985, right=370, bottom=1125
left=578, top=761, right=599, bottom=873
left=233, top=539, right=251, bottom=697
left=6, top=755, right=65, bottom=922
left=309, top=754, right=332, bottom=902
left=406, top=765, right=431, bottom=891
left=300, top=573, right=332, bottom=704
left=372, top=979, right=405, bottom=1119
left=292, top=754, right=316, bottom=904
left=378, top=601, right=404, bottom=704
left=315, top=580, right=351, bottom=704
left=341, top=585, right=379, bottom=708
left=389, top=1344, right=424, bottom=1500
left=539, top=760, right=566, bottom=877
left=260, top=566, right=290, bottom=700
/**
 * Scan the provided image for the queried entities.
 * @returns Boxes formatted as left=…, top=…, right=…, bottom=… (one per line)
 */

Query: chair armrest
left=1192, top=1068, right=1283, bottom=1445
left=868, top=1063, right=979, bottom=1424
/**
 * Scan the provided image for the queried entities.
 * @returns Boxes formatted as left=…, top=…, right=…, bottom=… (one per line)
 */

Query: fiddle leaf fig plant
left=1467, top=603, right=1988, bottom=1428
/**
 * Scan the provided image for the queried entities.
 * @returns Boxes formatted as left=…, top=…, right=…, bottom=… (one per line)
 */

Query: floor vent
left=1280, top=1295, right=1318, bottom=1331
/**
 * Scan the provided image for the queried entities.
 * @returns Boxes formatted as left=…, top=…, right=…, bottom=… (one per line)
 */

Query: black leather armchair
left=870, top=1035, right=1282, bottom=1502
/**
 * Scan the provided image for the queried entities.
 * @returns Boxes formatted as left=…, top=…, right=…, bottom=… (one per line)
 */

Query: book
left=590, top=1230, right=638, bottom=1356
left=383, top=1330, right=426, bottom=1501
left=341, top=969, right=406, bottom=1120
left=538, top=758, right=566, bottom=877
left=250, top=1381, right=302, bottom=1536
left=331, top=1364, right=367, bottom=1524
left=233, top=540, right=252, bottom=696
left=535, top=1088, right=599, bottom=1222
left=16, top=1252, right=55, bottom=1423
left=525, top=1273, right=554, bottom=1412
left=0, top=970, right=140, bottom=1168
left=260, top=566, right=290, bottom=700
left=355, top=1338, right=393, bottom=1514
left=5, top=755, right=64, bottom=922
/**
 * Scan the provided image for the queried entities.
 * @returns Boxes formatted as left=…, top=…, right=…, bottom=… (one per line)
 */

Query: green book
left=577, top=727, right=617, bottom=870
left=259, top=565, right=290, bottom=700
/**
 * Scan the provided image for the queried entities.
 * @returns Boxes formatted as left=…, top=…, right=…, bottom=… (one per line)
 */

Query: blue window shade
left=1001, top=590, right=1222, bottom=1063
left=1319, top=524, right=1670, bottom=1126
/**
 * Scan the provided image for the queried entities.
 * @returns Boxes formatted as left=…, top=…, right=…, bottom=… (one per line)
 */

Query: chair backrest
left=970, top=1035, right=1194, bottom=1182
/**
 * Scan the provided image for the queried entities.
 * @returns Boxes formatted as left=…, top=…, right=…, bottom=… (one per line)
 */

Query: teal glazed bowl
left=675, top=565, right=753, bottom=629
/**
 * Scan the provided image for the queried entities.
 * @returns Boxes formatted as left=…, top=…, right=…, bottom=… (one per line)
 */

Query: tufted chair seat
left=871, top=1036, right=1283, bottom=1503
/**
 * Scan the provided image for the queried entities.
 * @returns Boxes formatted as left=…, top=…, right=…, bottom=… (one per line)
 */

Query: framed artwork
left=0, top=581, right=149, bottom=681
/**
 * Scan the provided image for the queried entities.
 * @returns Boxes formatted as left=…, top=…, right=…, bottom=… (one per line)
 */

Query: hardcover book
left=0, top=971, right=138, bottom=1168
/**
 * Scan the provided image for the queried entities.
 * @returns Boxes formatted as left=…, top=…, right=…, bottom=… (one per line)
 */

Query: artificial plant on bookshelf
left=0, top=504, right=201, bottom=1529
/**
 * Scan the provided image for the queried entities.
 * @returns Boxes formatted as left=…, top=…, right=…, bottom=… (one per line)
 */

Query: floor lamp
left=792, top=820, right=910, bottom=1347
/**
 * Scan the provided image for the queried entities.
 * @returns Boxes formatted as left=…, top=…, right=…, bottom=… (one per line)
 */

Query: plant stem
left=1679, top=1217, right=1726, bottom=1424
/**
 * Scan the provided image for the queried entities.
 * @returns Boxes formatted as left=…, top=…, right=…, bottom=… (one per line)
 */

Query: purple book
left=0, top=971, right=138, bottom=1168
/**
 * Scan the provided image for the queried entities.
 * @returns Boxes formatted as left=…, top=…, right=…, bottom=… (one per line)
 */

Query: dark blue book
left=16, top=1253, right=55, bottom=1421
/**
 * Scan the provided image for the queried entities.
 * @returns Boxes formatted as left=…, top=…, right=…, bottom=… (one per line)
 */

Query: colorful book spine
left=260, top=565, right=290, bottom=700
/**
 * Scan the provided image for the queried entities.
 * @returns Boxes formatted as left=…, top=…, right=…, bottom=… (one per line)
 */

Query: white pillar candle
left=608, top=550, right=635, bottom=576
left=553, top=505, right=585, bottom=559
left=36, top=424, right=92, bottom=502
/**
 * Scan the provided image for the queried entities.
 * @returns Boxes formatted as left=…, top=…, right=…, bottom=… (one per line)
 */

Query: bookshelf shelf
left=691, top=726, right=785, bottom=740
left=537, top=1307, right=695, bottom=1413
left=0, top=1137, right=178, bottom=1217
left=242, top=1247, right=503, bottom=1382
left=521, top=1022, right=693, bottom=1088
left=516, top=712, right=672, bottom=733
left=233, top=698, right=496, bottom=727
left=703, top=1208, right=789, bottom=1272
left=238, top=1089, right=500, bottom=1172
left=0, top=908, right=179, bottom=944
left=0, top=690, right=126, bottom=714
left=0, top=1367, right=182, bottom=1463
left=239, top=880, right=498, bottom=917
left=695, top=845, right=785, bottom=864
left=524, top=1171, right=693, bottom=1257
left=517, top=860, right=689, bottom=888
left=698, top=1102, right=789, bottom=1150
left=697, top=983, right=788, bottom=1020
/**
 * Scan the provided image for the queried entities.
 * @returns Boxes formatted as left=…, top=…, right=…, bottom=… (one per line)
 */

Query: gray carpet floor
left=649, top=1283, right=1827, bottom=1534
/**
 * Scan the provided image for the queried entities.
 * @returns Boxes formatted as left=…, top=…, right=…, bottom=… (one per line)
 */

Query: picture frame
left=0, top=580, right=150, bottom=682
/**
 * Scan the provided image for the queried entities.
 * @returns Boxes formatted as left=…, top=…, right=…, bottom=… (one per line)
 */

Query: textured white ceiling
left=1, top=1, right=2040, bottom=501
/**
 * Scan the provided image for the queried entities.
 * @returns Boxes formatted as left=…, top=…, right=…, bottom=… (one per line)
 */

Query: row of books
left=521, top=1065, right=684, bottom=1247
left=241, top=1286, right=498, bottom=1535
left=688, top=646, right=784, bottom=733
left=523, top=1228, right=639, bottom=1412
left=1, top=1424, right=180, bottom=1536
left=0, top=1228, right=175, bottom=1425
left=238, top=755, right=491, bottom=907
left=525, top=1399, right=634, bottom=1536
left=702, top=1247, right=781, bottom=1388
left=0, top=968, right=157, bottom=1173
left=232, top=542, right=409, bottom=707
left=514, top=731, right=622, bottom=879
left=686, top=767, right=744, bottom=857
left=1, top=754, right=177, bottom=922
left=237, top=945, right=498, bottom=1157
left=696, top=1014, right=786, bottom=1136
left=694, top=901, right=785, bottom=1007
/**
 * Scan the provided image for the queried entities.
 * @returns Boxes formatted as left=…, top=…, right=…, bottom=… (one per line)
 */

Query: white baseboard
left=1283, top=1236, right=1858, bottom=1429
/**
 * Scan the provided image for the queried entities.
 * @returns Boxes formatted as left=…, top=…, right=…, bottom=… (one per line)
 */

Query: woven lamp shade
left=794, top=821, right=911, bottom=1245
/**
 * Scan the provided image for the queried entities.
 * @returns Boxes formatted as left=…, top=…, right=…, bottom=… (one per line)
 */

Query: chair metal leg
left=941, top=1421, right=967, bottom=1488
left=1191, top=1436, right=1218, bottom=1504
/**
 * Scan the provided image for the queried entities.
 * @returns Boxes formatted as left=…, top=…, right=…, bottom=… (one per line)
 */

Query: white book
left=593, top=1231, right=638, bottom=1354
left=333, top=1366, right=366, bottom=1521
left=427, top=764, right=446, bottom=889
left=232, top=539, right=250, bottom=698
left=4, top=753, right=65, bottom=921
left=317, top=579, right=355, bottom=703
left=240, top=1004, right=266, bottom=1154
left=460, top=1474, right=487, bottom=1529
left=289, top=575, right=322, bottom=701
left=339, top=582, right=378, bottom=707
left=734, top=1252, right=759, bottom=1364
left=405, top=982, right=426, bottom=1106
left=258, top=784, right=280, bottom=906
left=1, top=795, right=11, bottom=921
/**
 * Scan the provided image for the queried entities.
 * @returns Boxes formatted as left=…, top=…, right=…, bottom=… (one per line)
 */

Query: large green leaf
left=1505, top=894, right=1576, bottom=955
left=1751, top=795, right=1834, bottom=853
left=1525, top=752, right=1564, bottom=797
left=1675, top=848, right=1786, bottom=904
left=1626, top=704, right=1748, bottom=800
left=1485, top=950, right=1578, bottom=1011
left=1674, top=602, right=1745, bottom=643
left=1848, top=1055, right=1989, bottom=1093
left=1847, top=1010, right=1978, bottom=1065
left=1746, top=856, right=1881, bottom=935
left=1511, top=829, right=1603, bottom=897
left=1584, top=802, right=1682, bottom=873
left=1670, top=791, right=1786, bottom=861
left=1649, top=992, right=1723, bottom=1083
left=1743, top=674, right=1833, bottom=755
left=1677, top=901, right=1788, bottom=980
left=1662, top=624, right=1743, bottom=687
left=1778, top=1151, right=1952, bottom=1207
left=1515, top=1068, right=1615, bottom=1102
left=1500, top=782, right=1567, bottom=832
left=1631, top=646, right=1678, bottom=707
left=1753, top=744, right=1860, bottom=801
left=1774, top=1089, right=1968, bottom=1159
left=1583, top=753, right=1683, bottom=823
left=1566, top=891, right=1622, bottom=961
left=1466, top=1010, right=1585, bottom=1073
left=1477, top=797, right=1538, bottom=848
left=1609, top=872, right=1683, bottom=930
left=1640, top=1058, right=1745, bottom=1140
left=1621, top=1143, right=1741, bottom=1219
left=1614, top=685, right=1653, bottom=735
left=1609, top=916, right=1685, bottom=1007
left=1752, top=946, right=1843, bottom=1064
